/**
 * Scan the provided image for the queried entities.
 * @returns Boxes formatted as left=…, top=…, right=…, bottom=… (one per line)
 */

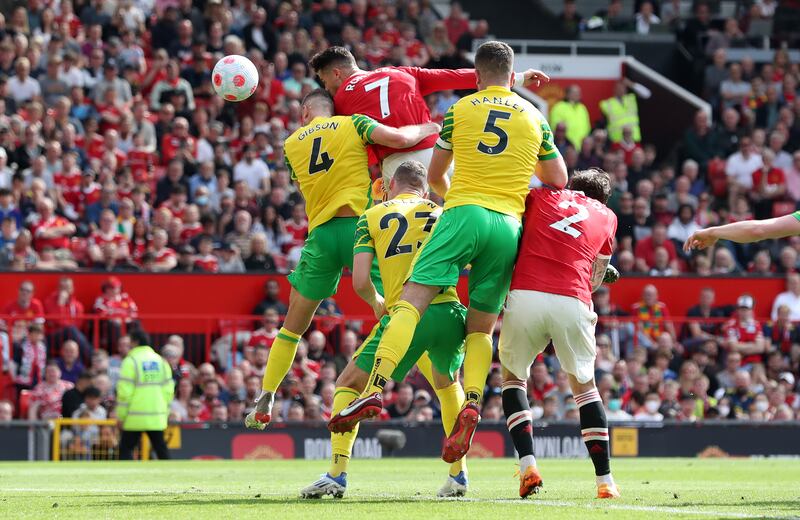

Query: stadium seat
left=18, top=390, right=31, bottom=419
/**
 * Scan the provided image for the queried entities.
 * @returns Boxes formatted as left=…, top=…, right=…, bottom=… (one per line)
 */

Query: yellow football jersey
left=354, top=194, right=459, bottom=307
left=284, top=114, right=378, bottom=231
left=436, top=85, right=559, bottom=220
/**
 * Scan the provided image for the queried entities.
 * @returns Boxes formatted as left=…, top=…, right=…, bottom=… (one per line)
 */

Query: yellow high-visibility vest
left=600, top=93, right=641, bottom=143
left=116, top=346, right=174, bottom=431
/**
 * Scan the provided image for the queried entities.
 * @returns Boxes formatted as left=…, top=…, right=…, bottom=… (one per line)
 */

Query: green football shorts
left=288, top=217, right=383, bottom=301
left=354, top=300, right=467, bottom=381
left=408, top=204, right=521, bottom=314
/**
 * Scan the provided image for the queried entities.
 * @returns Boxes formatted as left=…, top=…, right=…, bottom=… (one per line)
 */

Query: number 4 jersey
left=284, top=114, right=378, bottom=231
left=511, top=187, right=618, bottom=306
left=354, top=194, right=460, bottom=308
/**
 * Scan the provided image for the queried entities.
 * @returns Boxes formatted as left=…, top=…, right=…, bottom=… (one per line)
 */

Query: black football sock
left=502, top=380, right=535, bottom=469
left=575, top=387, right=611, bottom=477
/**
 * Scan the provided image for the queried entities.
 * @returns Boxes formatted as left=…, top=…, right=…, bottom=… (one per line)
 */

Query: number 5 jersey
left=512, top=187, right=618, bottom=306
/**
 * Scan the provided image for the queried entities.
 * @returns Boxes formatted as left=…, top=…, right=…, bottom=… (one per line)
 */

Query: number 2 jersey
left=333, top=66, right=478, bottom=162
left=437, top=86, right=558, bottom=220
left=283, top=114, right=378, bottom=231
left=354, top=194, right=459, bottom=308
left=511, top=187, right=618, bottom=306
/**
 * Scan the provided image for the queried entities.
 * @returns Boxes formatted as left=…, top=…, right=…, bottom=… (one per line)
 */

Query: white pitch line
left=0, top=488, right=786, bottom=518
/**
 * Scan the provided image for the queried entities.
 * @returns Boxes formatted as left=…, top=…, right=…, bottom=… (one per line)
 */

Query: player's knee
left=567, top=373, right=596, bottom=395
left=430, top=369, right=455, bottom=390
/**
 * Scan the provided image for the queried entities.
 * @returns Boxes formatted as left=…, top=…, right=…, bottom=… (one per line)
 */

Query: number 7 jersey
left=354, top=194, right=460, bottom=308
left=511, top=187, right=618, bottom=306
left=283, top=114, right=378, bottom=231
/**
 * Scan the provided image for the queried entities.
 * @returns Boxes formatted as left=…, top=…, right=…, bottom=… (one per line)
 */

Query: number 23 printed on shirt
left=379, top=211, right=437, bottom=258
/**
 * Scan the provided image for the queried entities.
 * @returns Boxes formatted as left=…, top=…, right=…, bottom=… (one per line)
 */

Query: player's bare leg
left=329, top=282, right=438, bottom=432
left=246, top=288, right=320, bottom=430
left=500, top=368, right=543, bottom=498
left=569, top=374, right=619, bottom=498
left=301, top=362, right=366, bottom=498
left=442, top=308, right=498, bottom=463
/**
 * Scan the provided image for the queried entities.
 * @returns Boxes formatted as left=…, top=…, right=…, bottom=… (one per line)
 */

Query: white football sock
left=520, top=454, right=537, bottom=474
left=596, top=473, right=615, bottom=486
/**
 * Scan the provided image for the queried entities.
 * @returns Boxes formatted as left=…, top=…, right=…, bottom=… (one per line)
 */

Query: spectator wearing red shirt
left=160, top=117, right=197, bottom=165
left=3, top=280, right=45, bottom=342
left=54, top=152, right=82, bottom=211
left=611, top=126, right=643, bottom=165
left=632, top=284, right=677, bottom=343
left=27, top=362, right=74, bottom=419
left=14, top=323, right=48, bottom=390
left=179, top=205, right=202, bottom=243
left=750, top=149, right=787, bottom=220
left=193, top=235, right=219, bottom=273
left=88, top=209, right=130, bottom=266
left=444, top=2, right=470, bottom=44
left=723, top=294, right=768, bottom=366
left=148, top=228, right=177, bottom=272
left=291, top=341, right=321, bottom=381
left=283, top=204, right=308, bottom=253
left=44, top=276, right=92, bottom=359
left=248, top=308, right=280, bottom=351
left=529, top=362, right=557, bottom=402
left=30, top=199, right=76, bottom=255
left=93, top=276, right=139, bottom=349
left=634, top=223, right=680, bottom=272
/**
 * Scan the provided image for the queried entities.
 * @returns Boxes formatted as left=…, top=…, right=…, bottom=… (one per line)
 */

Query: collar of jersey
left=484, top=85, right=512, bottom=93
left=393, top=193, right=420, bottom=200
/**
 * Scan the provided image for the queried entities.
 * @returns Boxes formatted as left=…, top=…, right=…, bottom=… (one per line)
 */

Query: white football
left=212, top=55, right=259, bottom=102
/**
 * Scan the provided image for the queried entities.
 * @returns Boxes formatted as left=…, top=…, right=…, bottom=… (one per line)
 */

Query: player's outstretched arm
left=352, top=251, right=385, bottom=320
left=370, top=122, right=441, bottom=149
left=536, top=155, right=569, bottom=189
left=428, top=146, right=453, bottom=198
left=683, top=214, right=800, bottom=252
left=591, top=255, right=612, bottom=293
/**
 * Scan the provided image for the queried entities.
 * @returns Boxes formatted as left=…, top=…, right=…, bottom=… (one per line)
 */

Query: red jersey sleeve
left=398, top=67, right=478, bottom=96
left=600, top=215, right=617, bottom=257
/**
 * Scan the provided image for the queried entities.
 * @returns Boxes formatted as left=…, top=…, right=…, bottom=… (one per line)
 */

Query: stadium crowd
left=0, top=0, right=798, bottom=438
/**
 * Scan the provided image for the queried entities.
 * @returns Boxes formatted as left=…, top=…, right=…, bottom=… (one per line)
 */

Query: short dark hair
left=129, top=327, right=151, bottom=347
left=393, top=160, right=427, bottom=192
left=309, top=46, right=356, bottom=73
left=474, top=41, right=514, bottom=80
left=301, top=88, right=335, bottom=113
left=569, top=168, right=612, bottom=204
left=84, top=386, right=102, bottom=399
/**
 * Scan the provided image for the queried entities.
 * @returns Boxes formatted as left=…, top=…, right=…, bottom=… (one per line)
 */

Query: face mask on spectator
left=717, top=405, right=730, bottom=417
left=531, top=405, right=544, bottom=420
left=755, top=400, right=769, bottom=413
left=195, top=196, right=209, bottom=206
left=645, top=400, right=660, bottom=414
left=608, top=399, right=622, bottom=412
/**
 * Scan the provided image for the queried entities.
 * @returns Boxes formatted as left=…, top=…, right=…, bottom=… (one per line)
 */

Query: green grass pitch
left=0, top=458, right=798, bottom=519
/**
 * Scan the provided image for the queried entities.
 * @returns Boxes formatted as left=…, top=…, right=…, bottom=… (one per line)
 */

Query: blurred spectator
left=549, top=85, right=591, bottom=150
left=28, top=362, right=73, bottom=419
left=635, top=1, right=661, bottom=34
left=771, top=273, right=800, bottom=320
left=92, top=276, right=139, bottom=348
left=14, top=323, right=48, bottom=391
left=632, top=284, right=676, bottom=343
left=722, top=295, right=767, bottom=366
left=387, top=382, right=414, bottom=418
left=0, top=400, right=14, bottom=421
left=600, top=79, right=651, bottom=144
left=44, top=276, right=91, bottom=359
left=253, top=280, right=288, bottom=316
left=62, top=372, right=93, bottom=419
left=55, top=340, right=84, bottom=384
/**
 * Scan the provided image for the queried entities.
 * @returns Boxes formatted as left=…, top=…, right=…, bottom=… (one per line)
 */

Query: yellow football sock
left=364, top=301, right=420, bottom=395
left=329, top=386, right=360, bottom=477
left=261, top=327, right=301, bottom=392
left=462, top=332, right=493, bottom=405
left=435, top=381, right=467, bottom=476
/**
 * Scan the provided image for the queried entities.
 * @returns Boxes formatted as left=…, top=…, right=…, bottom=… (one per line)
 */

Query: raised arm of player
left=684, top=213, right=800, bottom=251
left=534, top=121, right=568, bottom=188
left=405, top=67, right=551, bottom=96
left=427, top=145, right=453, bottom=198
left=370, top=121, right=442, bottom=149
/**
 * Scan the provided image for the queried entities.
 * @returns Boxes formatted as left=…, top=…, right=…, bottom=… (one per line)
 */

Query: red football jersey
left=89, top=230, right=127, bottom=253
left=194, top=254, right=219, bottom=273
left=723, top=318, right=764, bottom=365
left=333, top=66, right=477, bottom=161
left=511, top=188, right=617, bottom=306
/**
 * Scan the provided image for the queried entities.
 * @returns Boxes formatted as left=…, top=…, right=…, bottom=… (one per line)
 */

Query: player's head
left=309, top=46, right=358, bottom=95
left=569, top=168, right=612, bottom=204
left=300, top=89, right=335, bottom=124
left=474, top=40, right=514, bottom=89
left=388, top=160, right=428, bottom=198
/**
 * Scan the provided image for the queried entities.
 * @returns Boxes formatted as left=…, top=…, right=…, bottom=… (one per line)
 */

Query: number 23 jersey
left=284, top=114, right=378, bottom=232
left=511, top=187, right=618, bottom=306
left=354, top=194, right=460, bottom=308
